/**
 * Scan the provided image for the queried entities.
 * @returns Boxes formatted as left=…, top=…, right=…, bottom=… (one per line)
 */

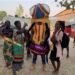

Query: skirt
left=12, top=44, right=24, bottom=63
left=29, top=42, right=49, bottom=55
left=50, top=45, right=60, bottom=62
left=3, top=42, right=12, bottom=64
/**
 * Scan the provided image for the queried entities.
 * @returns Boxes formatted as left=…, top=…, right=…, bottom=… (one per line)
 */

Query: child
left=12, top=21, right=25, bottom=74
left=50, top=21, right=63, bottom=73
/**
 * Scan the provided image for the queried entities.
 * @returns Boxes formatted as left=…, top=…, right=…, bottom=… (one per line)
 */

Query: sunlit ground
left=0, top=38, right=75, bottom=75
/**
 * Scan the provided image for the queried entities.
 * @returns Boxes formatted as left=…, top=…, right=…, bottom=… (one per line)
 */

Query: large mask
left=30, top=3, right=50, bottom=44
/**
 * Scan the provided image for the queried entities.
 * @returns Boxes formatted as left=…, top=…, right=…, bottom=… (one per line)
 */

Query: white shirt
left=55, top=30, right=63, bottom=59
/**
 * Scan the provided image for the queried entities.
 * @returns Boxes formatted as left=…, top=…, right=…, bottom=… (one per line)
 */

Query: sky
left=0, top=0, right=65, bottom=17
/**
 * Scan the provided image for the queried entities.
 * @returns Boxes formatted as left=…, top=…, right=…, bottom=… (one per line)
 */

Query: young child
left=12, top=21, right=25, bottom=74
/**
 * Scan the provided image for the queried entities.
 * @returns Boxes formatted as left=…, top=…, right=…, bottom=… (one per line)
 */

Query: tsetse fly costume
left=28, top=3, right=50, bottom=70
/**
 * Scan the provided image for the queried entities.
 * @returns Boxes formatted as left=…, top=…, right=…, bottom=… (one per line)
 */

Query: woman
left=12, top=21, right=25, bottom=74
left=50, top=21, right=63, bottom=73
left=2, top=21, right=13, bottom=68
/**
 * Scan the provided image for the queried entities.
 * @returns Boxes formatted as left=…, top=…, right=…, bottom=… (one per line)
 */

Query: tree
left=16, top=4, right=24, bottom=17
left=0, top=11, right=7, bottom=21
left=15, top=15, right=18, bottom=17
left=55, top=0, right=75, bottom=9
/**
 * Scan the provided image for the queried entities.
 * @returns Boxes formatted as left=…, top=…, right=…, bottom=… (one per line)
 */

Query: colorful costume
left=2, top=27, right=13, bottom=66
left=12, top=29, right=24, bottom=71
left=29, top=3, right=50, bottom=55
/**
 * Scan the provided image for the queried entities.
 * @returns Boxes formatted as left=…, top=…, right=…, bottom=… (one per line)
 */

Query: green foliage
left=0, top=11, right=7, bottom=21
left=55, top=0, right=75, bottom=10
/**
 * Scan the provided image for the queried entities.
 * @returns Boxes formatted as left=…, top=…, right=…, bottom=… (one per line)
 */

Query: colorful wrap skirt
left=3, top=42, right=12, bottom=64
left=29, top=42, right=50, bottom=55
left=12, top=43, right=24, bottom=62
left=12, top=43, right=24, bottom=71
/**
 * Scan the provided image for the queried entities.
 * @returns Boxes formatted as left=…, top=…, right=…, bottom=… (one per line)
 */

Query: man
left=29, top=4, right=50, bottom=71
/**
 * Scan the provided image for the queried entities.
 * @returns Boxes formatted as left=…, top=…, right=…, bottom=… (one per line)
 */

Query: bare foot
left=52, top=71, right=59, bottom=75
left=42, top=64, right=47, bottom=72
left=43, top=67, right=47, bottom=72
left=52, top=68, right=59, bottom=73
left=52, top=69, right=59, bottom=75
left=52, top=69, right=56, bottom=73
left=30, top=64, right=36, bottom=71
left=66, top=55, right=69, bottom=58
left=16, top=71, right=19, bottom=75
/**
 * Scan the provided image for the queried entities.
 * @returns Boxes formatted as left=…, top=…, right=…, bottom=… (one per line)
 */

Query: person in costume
left=2, top=20, right=13, bottom=68
left=29, top=3, right=50, bottom=71
left=50, top=21, right=63, bottom=73
left=12, top=21, right=25, bottom=74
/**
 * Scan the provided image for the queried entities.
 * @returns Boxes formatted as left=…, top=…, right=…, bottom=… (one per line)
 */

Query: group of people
left=1, top=20, right=26, bottom=75
left=0, top=3, right=70, bottom=75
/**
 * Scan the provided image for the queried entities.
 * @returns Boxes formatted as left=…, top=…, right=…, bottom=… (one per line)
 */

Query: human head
left=4, top=20, right=10, bottom=28
left=55, top=21, right=61, bottom=31
left=14, top=21, right=21, bottom=29
left=55, top=21, right=65, bottom=31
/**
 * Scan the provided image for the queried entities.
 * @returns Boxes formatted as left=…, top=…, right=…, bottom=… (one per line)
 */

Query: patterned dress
left=12, top=29, right=24, bottom=71
left=2, top=28, right=13, bottom=66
